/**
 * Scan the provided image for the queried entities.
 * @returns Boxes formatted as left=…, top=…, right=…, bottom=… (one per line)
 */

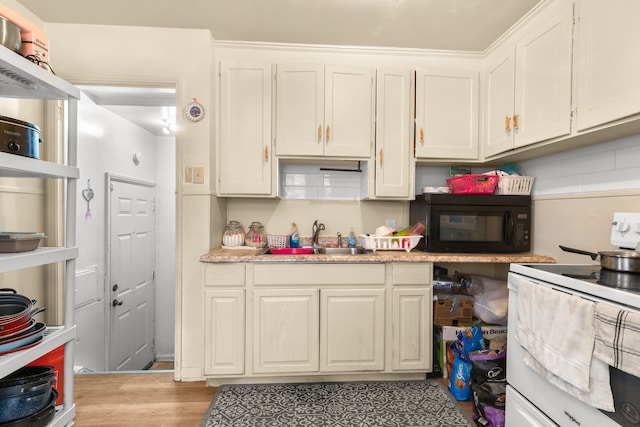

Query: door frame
left=104, top=173, right=157, bottom=369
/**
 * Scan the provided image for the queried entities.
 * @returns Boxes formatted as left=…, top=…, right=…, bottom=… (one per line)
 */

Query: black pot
left=0, top=116, right=42, bottom=160
left=0, top=379, right=53, bottom=424
left=0, top=367, right=55, bottom=389
left=0, top=389, right=57, bottom=427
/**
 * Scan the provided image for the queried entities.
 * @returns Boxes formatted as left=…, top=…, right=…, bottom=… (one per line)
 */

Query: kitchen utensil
left=0, top=389, right=56, bottom=427
left=0, top=366, right=55, bottom=389
left=0, top=380, right=55, bottom=424
left=0, top=16, right=21, bottom=52
left=374, top=225, right=395, bottom=237
left=0, top=322, right=45, bottom=353
left=0, top=116, right=43, bottom=159
left=559, top=245, right=640, bottom=273
left=0, top=318, right=35, bottom=339
left=0, top=232, right=46, bottom=253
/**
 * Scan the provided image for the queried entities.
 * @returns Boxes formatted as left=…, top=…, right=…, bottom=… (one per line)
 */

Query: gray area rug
left=200, top=380, right=476, bottom=426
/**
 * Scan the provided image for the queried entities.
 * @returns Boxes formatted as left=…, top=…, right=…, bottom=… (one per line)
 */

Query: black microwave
left=409, top=193, right=531, bottom=253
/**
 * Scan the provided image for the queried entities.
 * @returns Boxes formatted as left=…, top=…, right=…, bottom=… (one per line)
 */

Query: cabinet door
left=204, top=290, right=245, bottom=375
left=575, top=0, right=640, bottom=131
left=484, top=44, right=516, bottom=158
left=514, top=1, right=573, bottom=148
left=275, top=64, right=324, bottom=156
left=320, top=288, right=384, bottom=372
left=415, top=67, right=479, bottom=160
left=219, top=62, right=273, bottom=196
left=374, top=68, right=413, bottom=198
left=324, top=65, right=374, bottom=158
left=253, top=289, right=319, bottom=373
left=392, top=288, right=431, bottom=371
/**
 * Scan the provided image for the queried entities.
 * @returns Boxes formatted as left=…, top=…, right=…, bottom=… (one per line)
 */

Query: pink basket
left=446, top=174, right=499, bottom=194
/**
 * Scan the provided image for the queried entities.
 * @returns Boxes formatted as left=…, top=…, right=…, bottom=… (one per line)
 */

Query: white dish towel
left=516, top=278, right=614, bottom=411
left=594, top=302, right=640, bottom=378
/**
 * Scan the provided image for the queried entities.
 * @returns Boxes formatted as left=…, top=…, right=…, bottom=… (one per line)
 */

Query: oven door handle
left=504, top=211, right=513, bottom=244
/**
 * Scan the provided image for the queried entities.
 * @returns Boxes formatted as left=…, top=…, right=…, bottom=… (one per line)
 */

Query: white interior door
left=108, top=175, right=156, bottom=371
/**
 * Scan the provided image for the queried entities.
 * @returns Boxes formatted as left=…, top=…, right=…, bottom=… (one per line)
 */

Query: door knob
left=112, top=284, right=119, bottom=292
left=112, top=299, right=123, bottom=307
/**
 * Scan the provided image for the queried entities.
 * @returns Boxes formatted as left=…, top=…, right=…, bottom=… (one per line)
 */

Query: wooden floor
left=73, top=369, right=477, bottom=426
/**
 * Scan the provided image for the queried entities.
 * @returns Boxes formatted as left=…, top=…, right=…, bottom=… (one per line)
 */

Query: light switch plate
left=193, top=166, right=205, bottom=184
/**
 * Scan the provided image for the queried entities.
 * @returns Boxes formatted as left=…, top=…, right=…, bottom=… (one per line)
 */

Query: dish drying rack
left=359, top=235, right=422, bottom=252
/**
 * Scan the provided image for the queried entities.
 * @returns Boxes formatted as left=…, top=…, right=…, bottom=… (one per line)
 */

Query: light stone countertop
left=200, top=247, right=555, bottom=264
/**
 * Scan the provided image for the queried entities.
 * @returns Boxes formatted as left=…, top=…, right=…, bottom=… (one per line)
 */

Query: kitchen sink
left=316, top=246, right=368, bottom=255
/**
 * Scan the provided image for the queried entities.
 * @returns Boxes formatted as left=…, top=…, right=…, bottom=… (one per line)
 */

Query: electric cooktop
left=525, top=264, right=640, bottom=293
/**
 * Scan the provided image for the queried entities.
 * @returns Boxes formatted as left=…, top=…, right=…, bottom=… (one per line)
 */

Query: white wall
left=155, top=135, right=176, bottom=361
left=74, top=93, right=159, bottom=371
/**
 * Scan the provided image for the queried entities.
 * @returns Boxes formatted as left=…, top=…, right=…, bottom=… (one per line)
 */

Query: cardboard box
left=435, top=324, right=507, bottom=379
left=433, top=296, right=474, bottom=326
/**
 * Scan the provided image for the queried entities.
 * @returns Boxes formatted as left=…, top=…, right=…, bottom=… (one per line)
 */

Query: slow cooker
left=0, top=116, right=42, bottom=159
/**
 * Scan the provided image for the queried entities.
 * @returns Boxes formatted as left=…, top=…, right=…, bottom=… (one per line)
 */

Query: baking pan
left=0, top=233, right=46, bottom=253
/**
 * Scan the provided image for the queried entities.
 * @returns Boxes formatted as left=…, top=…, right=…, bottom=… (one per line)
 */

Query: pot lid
left=0, top=116, right=40, bottom=132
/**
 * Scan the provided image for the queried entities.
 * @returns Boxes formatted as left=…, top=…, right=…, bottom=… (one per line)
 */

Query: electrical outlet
left=193, top=166, right=205, bottom=184
left=385, top=219, right=396, bottom=229
left=184, top=167, right=193, bottom=183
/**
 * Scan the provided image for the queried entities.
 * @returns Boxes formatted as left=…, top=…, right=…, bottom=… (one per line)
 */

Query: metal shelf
left=0, top=326, right=75, bottom=378
left=1, top=41, right=79, bottom=427
left=0, top=247, right=78, bottom=273
left=0, top=45, right=80, bottom=100
left=0, top=152, right=79, bottom=179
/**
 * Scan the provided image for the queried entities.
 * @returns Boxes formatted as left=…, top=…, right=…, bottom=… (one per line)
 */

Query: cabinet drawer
left=392, top=263, right=432, bottom=286
left=254, top=264, right=385, bottom=286
left=205, top=264, right=246, bottom=287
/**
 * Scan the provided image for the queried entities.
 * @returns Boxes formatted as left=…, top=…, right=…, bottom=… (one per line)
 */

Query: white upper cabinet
left=275, top=64, right=374, bottom=158
left=415, top=67, right=479, bottom=160
left=374, top=68, right=414, bottom=199
left=575, top=0, right=640, bottom=131
left=484, top=0, right=573, bottom=158
left=218, top=62, right=274, bottom=197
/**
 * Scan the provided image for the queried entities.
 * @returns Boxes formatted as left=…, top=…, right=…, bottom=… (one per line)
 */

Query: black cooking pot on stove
left=0, top=116, right=43, bottom=160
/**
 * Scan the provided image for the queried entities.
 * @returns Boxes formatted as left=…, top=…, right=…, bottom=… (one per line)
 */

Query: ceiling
left=19, top=0, right=540, bottom=51
left=19, top=0, right=541, bottom=136
left=78, top=85, right=176, bottom=137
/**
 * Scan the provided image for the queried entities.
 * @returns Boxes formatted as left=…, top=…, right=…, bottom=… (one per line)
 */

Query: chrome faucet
left=337, top=232, right=342, bottom=247
left=311, top=220, right=325, bottom=247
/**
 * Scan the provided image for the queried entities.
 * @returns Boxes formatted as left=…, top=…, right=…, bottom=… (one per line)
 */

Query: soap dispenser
left=347, top=228, right=357, bottom=248
left=289, top=223, right=300, bottom=248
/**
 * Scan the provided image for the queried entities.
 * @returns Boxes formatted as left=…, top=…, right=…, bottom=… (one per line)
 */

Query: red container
left=27, top=345, right=64, bottom=405
left=446, top=174, right=499, bottom=194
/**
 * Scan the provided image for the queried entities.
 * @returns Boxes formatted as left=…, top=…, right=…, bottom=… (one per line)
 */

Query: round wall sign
left=185, top=98, right=205, bottom=122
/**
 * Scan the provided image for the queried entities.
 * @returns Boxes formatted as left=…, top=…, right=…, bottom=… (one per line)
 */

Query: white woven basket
left=267, top=234, right=288, bottom=248
left=496, top=176, right=535, bottom=195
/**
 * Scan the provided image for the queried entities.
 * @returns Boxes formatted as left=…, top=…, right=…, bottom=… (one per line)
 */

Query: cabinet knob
left=379, top=149, right=383, bottom=164
left=505, top=116, right=511, bottom=132
left=419, top=127, right=424, bottom=144
left=512, top=114, right=519, bottom=130
left=317, top=125, right=322, bottom=143
left=325, top=126, right=331, bottom=143
left=264, top=146, right=269, bottom=161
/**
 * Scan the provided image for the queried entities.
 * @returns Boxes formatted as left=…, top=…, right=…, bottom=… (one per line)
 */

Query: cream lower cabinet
left=203, top=262, right=432, bottom=382
left=253, top=289, right=319, bottom=373
left=204, top=289, right=245, bottom=375
left=320, top=288, right=385, bottom=372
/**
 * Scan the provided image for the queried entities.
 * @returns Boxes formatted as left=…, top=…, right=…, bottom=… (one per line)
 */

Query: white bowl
left=374, top=225, right=395, bottom=237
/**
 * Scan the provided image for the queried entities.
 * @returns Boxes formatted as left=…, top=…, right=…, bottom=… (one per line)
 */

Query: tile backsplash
left=519, top=133, right=640, bottom=196
left=279, top=162, right=368, bottom=200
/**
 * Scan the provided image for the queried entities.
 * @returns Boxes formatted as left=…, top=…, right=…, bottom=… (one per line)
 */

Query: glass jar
left=245, top=221, right=267, bottom=248
left=222, top=221, right=245, bottom=247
